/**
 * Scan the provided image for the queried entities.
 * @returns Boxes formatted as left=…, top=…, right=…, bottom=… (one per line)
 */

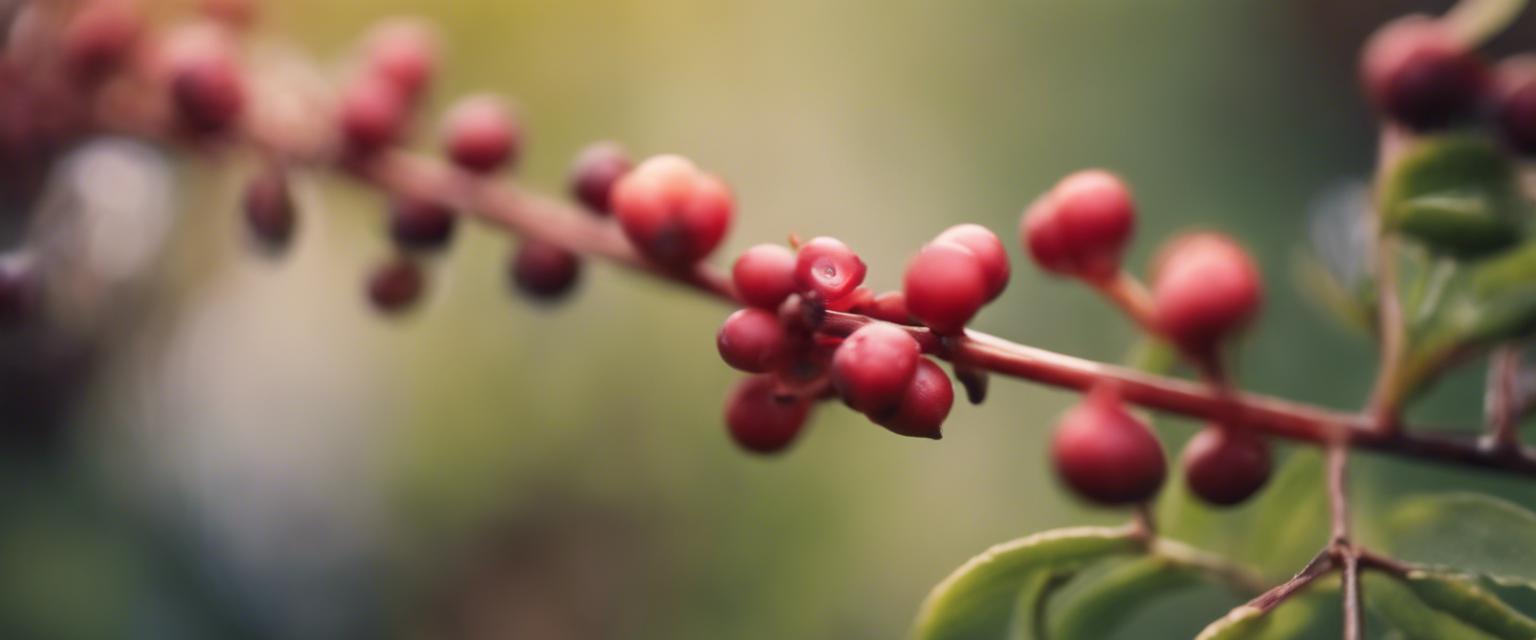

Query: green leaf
left=1385, top=493, right=1536, bottom=590
left=1365, top=573, right=1500, bottom=640
left=1003, top=571, right=1057, bottom=640
left=1379, top=136, right=1523, bottom=257
left=911, top=526, right=1141, bottom=640
left=1459, top=242, right=1536, bottom=343
left=1047, top=556, right=1204, bottom=639
left=1406, top=571, right=1536, bottom=639
left=1194, top=605, right=1270, bottom=640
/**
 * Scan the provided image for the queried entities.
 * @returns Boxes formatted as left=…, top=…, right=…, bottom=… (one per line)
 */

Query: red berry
left=339, top=77, right=408, bottom=155
left=903, top=242, right=988, bottom=335
left=442, top=94, right=520, bottom=173
left=725, top=374, right=812, bottom=455
left=170, top=50, right=244, bottom=135
left=826, top=286, right=873, bottom=312
left=1496, top=61, right=1536, bottom=154
left=366, top=256, right=424, bottom=314
left=831, top=323, right=920, bottom=414
left=1181, top=425, right=1272, bottom=507
left=1360, top=16, right=1487, bottom=131
left=511, top=240, right=581, bottom=302
left=243, top=162, right=295, bottom=251
left=569, top=141, right=632, bottom=215
left=365, top=19, right=437, bottom=103
left=389, top=196, right=456, bottom=251
left=1021, top=170, right=1135, bottom=282
left=717, top=308, right=788, bottom=373
left=1051, top=385, right=1166, bottom=506
left=935, top=224, right=1009, bottom=301
left=871, top=358, right=953, bottom=439
left=794, top=236, right=866, bottom=302
left=732, top=244, right=798, bottom=309
left=611, top=155, right=733, bottom=267
left=1151, top=233, right=1262, bottom=357
left=856, top=291, right=914, bottom=324
left=63, top=0, right=141, bottom=81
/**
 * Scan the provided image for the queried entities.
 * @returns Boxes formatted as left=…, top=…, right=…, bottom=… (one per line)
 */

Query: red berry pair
left=162, top=26, right=245, bottom=136
left=339, top=20, right=439, bottom=156
left=612, top=155, right=734, bottom=268
left=903, top=224, right=1008, bottom=335
left=1021, top=170, right=1134, bottom=283
left=831, top=323, right=953, bottom=439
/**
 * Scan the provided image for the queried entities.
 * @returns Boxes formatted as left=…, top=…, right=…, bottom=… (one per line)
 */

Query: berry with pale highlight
left=717, top=308, right=788, bottom=373
left=831, top=323, right=921, bottom=414
left=1022, top=170, right=1135, bottom=282
left=935, top=224, right=1009, bottom=301
left=365, top=20, right=437, bottom=103
left=903, top=242, right=988, bottom=335
left=794, top=236, right=866, bottom=302
left=1151, top=233, right=1262, bottom=357
left=1051, top=385, right=1166, bottom=506
left=725, top=375, right=812, bottom=454
left=611, top=155, right=734, bottom=267
left=511, top=240, right=581, bottom=302
left=1181, top=425, right=1272, bottom=507
left=443, top=95, right=520, bottom=173
left=732, top=243, right=798, bottom=309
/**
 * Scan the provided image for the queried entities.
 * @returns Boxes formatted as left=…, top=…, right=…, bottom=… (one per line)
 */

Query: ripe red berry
left=63, top=0, right=141, bottom=81
left=1151, top=233, right=1262, bottom=357
left=1496, top=61, right=1536, bottom=154
left=511, top=240, right=581, bottom=302
left=717, top=308, right=789, bottom=373
left=831, top=323, right=921, bottom=414
left=935, top=224, right=1009, bottom=301
left=170, top=51, right=244, bottom=135
left=389, top=196, right=456, bottom=251
left=611, top=155, right=733, bottom=267
left=1360, top=16, right=1487, bottom=131
left=903, top=242, right=988, bottom=335
left=871, top=358, right=953, bottom=439
left=732, top=243, right=798, bottom=309
left=1181, top=425, right=1272, bottom=507
left=569, top=141, right=632, bottom=215
left=243, top=163, right=295, bottom=251
left=794, top=236, right=866, bottom=302
left=339, top=77, right=408, bottom=155
left=365, top=19, right=437, bottom=103
left=1021, top=170, right=1135, bottom=282
left=1051, top=385, right=1166, bottom=506
left=855, top=291, right=913, bottom=324
left=725, top=374, right=812, bottom=455
left=442, top=94, right=520, bottom=174
left=366, top=256, right=425, bottom=314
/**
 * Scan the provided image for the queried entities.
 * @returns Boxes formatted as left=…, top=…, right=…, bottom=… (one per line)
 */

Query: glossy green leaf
left=911, top=526, right=1140, bottom=640
left=1386, top=493, right=1536, bottom=590
left=1003, top=571, right=1057, bottom=640
left=1047, top=556, right=1203, bottom=639
left=1365, top=573, right=1499, bottom=640
left=1379, top=136, right=1523, bottom=257
left=1406, top=571, right=1536, bottom=639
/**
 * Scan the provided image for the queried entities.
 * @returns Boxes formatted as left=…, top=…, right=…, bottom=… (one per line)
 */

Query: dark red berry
left=831, top=322, right=920, bottom=414
left=732, top=243, right=798, bottom=309
left=511, top=240, right=581, bottom=302
left=569, top=141, right=632, bottom=215
left=442, top=94, right=520, bottom=173
left=1496, top=61, right=1536, bottom=154
left=871, top=358, right=953, bottom=439
left=1051, top=385, right=1166, bottom=506
left=63, top=0, right=141, bottom=81
left=725, top=374, right=812, bottom=455
left=339, top=77, right=408, bottom=155
left=0, top=256, right=40, bottom=325
left=389, top=196, right=456, bottom=251
left=611, top=155, right=733, bottom=267
left=935, top=224, right=1009, bottom=301
left=1022, top=170, right=1135, bottom=282
left=903, top=242, right=988, bottom=335
left=794, top=236, right=866, bottom=302
left=1181, top=425, right=1272, bottom=507
left=366, top=256, right=424, bottom=314
left=1361, top=16, right=1487, bottom=131
left=1151, top=233, right=1262, bottom=357
left=170, top=51, right=244, bottom=135
left=242, top=162, right=295, bottom=251
left=717, top=308, right=788, bottom=373
left=365, top=19, right=437, bottom=103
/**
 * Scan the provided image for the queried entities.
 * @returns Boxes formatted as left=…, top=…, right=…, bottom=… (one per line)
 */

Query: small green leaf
left=1194, top=605, right=1270, bottom=640
left=1004, top=571, right=1057, bottom=640
left=1406, top=571, right=1536, bottom=639
left=1385, top=493, right=1536, bottom=590
left=1365, top=573, right=1500, bottom=639
left=1379, top=136, right=1523, bottom=257
left=911, top=526, right=1141, bottom=640
left=1047, top=556, right=1203, bottom=639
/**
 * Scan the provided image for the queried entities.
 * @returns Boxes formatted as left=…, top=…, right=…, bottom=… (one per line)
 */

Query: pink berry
left=717, top=308, right=788, bottom=373
left=569, top=141, right=632, bottom=215
left=903, top=242, right=988, bottom=335
left=831, top=323, right=921, bottom=414
left=935, top=224, right=1009, bottom=301
left=242, top=163, right=294, bottom=251
left=366, top=256, right=424, bottom=314
left=1181, top=425, right=1272, bottom=507
left=442, top=94, right=520, bottom=173
left=611, top=155, right=733, bottom=267
left=1021, top=170, right=1135, bottom=282
left=339, top=77, right=408, bottom=155
left=856, top=291, right=913, bottom=324
left=732, top=244, right=798, bottom=309
left=725, top=374, right=812, bottom=455
left=871, top=358, right=953, bottom=439
left=511, top=240, right=581, bottom=302
left=63, top=0, right=141, bottom=81
left=794, top=236, right=866, bottom=302
left=1151, top=233, right=1262, bottom=357
left=365, top=19, right=437, bottom=103
left=1360, top=16, right=1487, bottom=131
left=389, top=196, right=456, bottom=251
left=1051, top=385, right=1166, bottom=506
left=169, top=50, right=244, bottom=135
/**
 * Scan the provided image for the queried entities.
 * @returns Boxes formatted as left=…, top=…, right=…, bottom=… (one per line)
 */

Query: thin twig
left=1486, top=346, right=1523, bottom=453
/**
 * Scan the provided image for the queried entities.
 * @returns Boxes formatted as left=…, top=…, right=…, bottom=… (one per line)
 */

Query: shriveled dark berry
left=511, top=240, right=581, bottom=302
left=242, top=162, right=295, bottom=251
left=366, top=256, right=424, bottom=314
left=388, top=196, right=456, bottom=251
left=569, top=141, right=632, bottom=215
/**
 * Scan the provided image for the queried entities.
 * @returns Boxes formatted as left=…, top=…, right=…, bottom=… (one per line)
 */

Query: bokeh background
left=5, top=0, right=1536, bottom=638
